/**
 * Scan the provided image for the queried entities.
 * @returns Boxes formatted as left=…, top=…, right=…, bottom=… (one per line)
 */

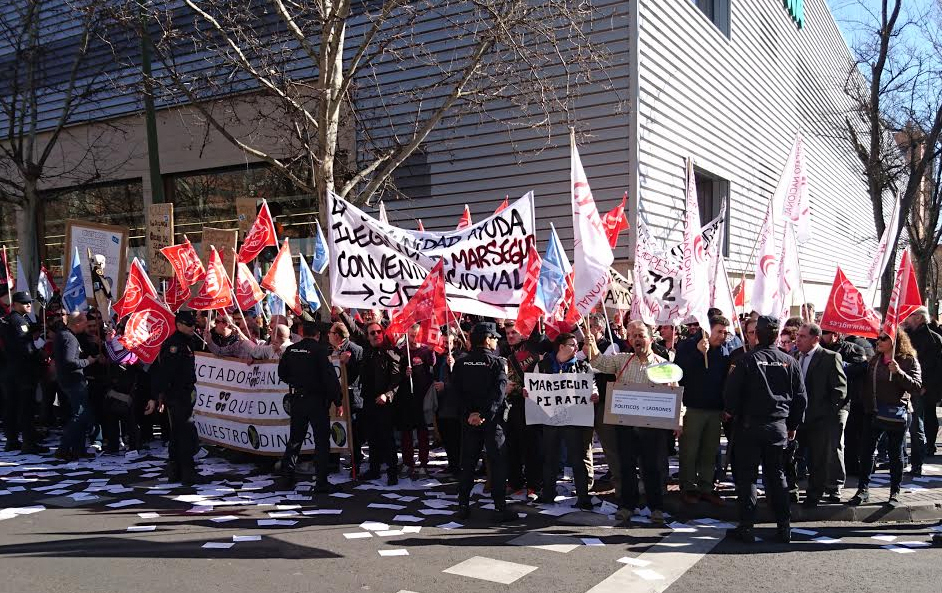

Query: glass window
left=691, top=0, right=731, bottom=38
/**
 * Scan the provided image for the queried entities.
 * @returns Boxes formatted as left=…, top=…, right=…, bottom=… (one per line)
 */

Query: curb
left=663, top=497, right=942, bottom=524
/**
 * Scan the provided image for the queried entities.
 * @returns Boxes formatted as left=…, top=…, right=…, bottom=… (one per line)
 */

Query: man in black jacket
left=359, top=321, right=402, bottom=485
left=55, top=311, right=99, bottom=460
left=454, top=322, right=515, bottom=523
left=278, top=320, right=342, bottom=491
left=724, top=316, right=807, bottom=543
left=328, top=321, right=364, bottom=472
left=821, top=331, right=867, bottom=476
left=904, top=307, right=942, bottom=465
left=2, top=292, right=48, bottom=454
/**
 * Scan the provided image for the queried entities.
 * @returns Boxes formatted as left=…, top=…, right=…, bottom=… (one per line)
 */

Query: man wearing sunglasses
left=359, top=322, right=403, bottom=485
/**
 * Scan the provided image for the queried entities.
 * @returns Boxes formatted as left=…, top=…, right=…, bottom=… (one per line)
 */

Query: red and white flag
left=416, top=219, right=425, bottom=232
left=386, top=260, right=449, bottom=353
left=773, top=225, right=801, bottom=322
left=494, top=196, right=509, bottom=215
left=118, top=294, right=177, bottom=364
left=777, top=134, right=811, bottom=244
left=883, top=250, right=922, bottom=340
left=261, top=239, right=301, bottom=315
left=820, top=267, right=881, bottom=338
left=601, top=192, right=630, bottom=249
left=235, top=262, right=265, bottom=310
left=514, top=244, right=543, bottom=338
left=865, top=191, right=901, bottom=291
left=750, top=201, right=778, bottom=315
left=238, top=199, right=278, bottom=264
left=456, top=204, right=473, bottom=230
left=161, top=237, right=206, bottom=287
left=113, top=258, right=159, bottom=319
left=568, top=135, right=614, bottom=321
left=732, top=278, right=745, bottom=309
left=163, top=275, right=190, bottom=313
left=189, top=247, right=234, bottom=310
left=679, top=157, right=710, bottom=329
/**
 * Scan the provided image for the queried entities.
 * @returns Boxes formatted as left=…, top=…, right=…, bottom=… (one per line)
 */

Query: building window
left=691, top=0, right=731, bottom=38
left=694, top=167, right=730, bottom=256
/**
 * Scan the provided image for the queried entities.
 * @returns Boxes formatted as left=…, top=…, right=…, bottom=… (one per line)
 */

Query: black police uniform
left=723, top=341, right=807, bottom=534
left=2, top=306, right=42, bottom=451
left=278, top=337, right=342, bottom=487
left=151, top=330, right=200, bottom=482
left=359, top=343, right=402, bottom=482
left=453, top=333, right=511, bottom=516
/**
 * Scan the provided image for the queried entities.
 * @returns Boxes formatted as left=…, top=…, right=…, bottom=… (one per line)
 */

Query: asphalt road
left=1, top=442, right=940, bottom=593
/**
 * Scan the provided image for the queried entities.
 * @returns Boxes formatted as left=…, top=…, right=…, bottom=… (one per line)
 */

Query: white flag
left=865, top=191, right=901, bottom=291
left=773, top=225, right=801, bottom=321
left=378, top=202, right=389, bottom=225
left=750, top=200, right=779, bottom=315
left=777, top=134, right=811, bottom=244
left=569, top=135, right=614, bottom=321
left=679, top=158, right=710, bottom=329
left=630, top=219, right=658, bottom=325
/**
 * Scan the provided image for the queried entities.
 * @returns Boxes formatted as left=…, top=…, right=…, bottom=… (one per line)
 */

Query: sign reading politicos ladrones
left=327, top=191, right=536, bottom=317
left=192, top=352, right=351, bottom=456
left=523, top=372, right=595, bottom=427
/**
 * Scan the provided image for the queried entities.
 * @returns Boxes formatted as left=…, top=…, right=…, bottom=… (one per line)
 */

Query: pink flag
left=680, top=158, right=710, bottom=329
left=568, top=135, right=613, bottom=321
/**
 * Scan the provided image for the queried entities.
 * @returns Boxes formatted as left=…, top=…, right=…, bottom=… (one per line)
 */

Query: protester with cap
left=453, top=321, right=516, bottom=522
left=2, top=291, right=48, bottom=454
left=277, top=319, right=343, bottom=491
left=149, top=311, right=202, bottom=485
left=723, top=315, right=807, bottom=543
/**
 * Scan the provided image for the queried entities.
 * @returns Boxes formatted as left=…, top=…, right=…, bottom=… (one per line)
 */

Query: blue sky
left=827, top=0, right=937, bottom=52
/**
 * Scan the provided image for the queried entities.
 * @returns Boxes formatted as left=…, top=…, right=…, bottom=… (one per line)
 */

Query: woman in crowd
left=534, top=332, right=599, bottom=510
left=849, top=329, right=922, bottom=505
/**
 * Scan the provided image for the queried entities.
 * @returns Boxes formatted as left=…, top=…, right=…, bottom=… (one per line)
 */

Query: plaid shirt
left=591, top=350, right=667, bottom=385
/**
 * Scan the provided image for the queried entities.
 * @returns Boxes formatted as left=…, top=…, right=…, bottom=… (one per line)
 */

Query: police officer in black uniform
left=723, top=315, right=807, bottom=543
left=2, top=292, right=48, bottom=453
left=149, top=311, right=201, bottom=484
left=454, top=322, right=515, bottom=523
left=278, top=320, right=342, bottom=492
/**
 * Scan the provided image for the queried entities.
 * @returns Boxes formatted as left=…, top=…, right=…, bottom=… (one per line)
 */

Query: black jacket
left=723, top=344, right=807, bottom=431
left=361, top=342, right=402, bottom=407
left=53, top=328, right=90, bottom=387
left=823, top=339, right=867, bottom=408
left=151, top=331, right=198, bottom=403
left=905, top=323, right=942, bottom=395
left=278, top=338, right=342, bottom=407
left=3, top=310, right=39, bottom=377
left=452, top=346, right=508, bottom=423
left=675, top=332, right=731, bottom=410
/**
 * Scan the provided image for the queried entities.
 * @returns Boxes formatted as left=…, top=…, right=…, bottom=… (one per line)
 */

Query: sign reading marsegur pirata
left=523, top=372, right=595, bottom=427
left=192, top=352, right=351, bottom=456
left=327, top=191, right=536, bottom=317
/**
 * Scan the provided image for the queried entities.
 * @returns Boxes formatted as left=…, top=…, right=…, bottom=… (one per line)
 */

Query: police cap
left=175, top=311, right=196, bottom=327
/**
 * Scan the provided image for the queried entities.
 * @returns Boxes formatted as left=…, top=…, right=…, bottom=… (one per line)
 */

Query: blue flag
left=298, top=254, right=321, bottom=310
left=267, top=292, right=286, bottom=317
left=312, top=221, right=329, bottom=274
left=62, top=246, right=88, bottom=313
left=535, top=224, right=571, bottom=315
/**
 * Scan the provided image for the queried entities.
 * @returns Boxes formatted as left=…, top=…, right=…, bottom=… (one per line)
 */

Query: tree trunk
left=15, top=176, right=41, bottom=294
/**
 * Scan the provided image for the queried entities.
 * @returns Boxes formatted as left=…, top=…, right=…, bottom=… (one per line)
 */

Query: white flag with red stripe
left=750, top=200, right=778, bottom=315
left=777, top=134, right=811, bottom=244
left=679, top=158, right=710, bottom=329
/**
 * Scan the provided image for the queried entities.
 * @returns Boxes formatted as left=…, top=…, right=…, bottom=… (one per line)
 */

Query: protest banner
left=192, top=352, right=352, bottom=456
left=236, top=198, right=258, bottom=238
left=146, top=203, right=174, bottom=278
left=523, top=372, right=595, bottom=427
left=327, top=190, right=536, bottom=317
left=603, top=383, right=683, bottom=430
left=604, top=268, right=632, bottom=315
left=202, top=227, right=239, bottom=282
left=64, top=220, right=128, bottom=304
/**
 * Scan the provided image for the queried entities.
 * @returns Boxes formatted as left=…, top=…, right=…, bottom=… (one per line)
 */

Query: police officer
left=454, top=322, right=515, bottom=523
left=278, top=320, right=342, bottom=492
left=723, top=315, right=807, bottom=543
left=2, top=291, right=48, bottom=454
left=149, top=311, right=201, bottom=485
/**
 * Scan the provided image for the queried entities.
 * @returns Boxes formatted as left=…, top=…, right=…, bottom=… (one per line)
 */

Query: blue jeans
left=60, top=381, right=92, bottom=453
left=909, top=395, right=926, bottom=471
left=859, top=412, right=910, bottom=492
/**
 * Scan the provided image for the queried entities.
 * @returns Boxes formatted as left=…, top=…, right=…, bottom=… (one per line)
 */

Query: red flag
left=118, top=294, right=177, bottom=363
left=261, top=239, right=301, bottom=315
left=883, top=250, right=922, bottom=339
left=494, top=196, right=509, bottom=215
left=732, top=279, right=745, bottom=308
left=238, top=199, right=278, bottom=264
left=456, top=204, right=472, bottom=230
left=161, top=238, right=206, bottom=286
left=113, top=258, right=158, bottom=319
left=0, top=247, right=12, bottom=295
left=235, top=262, right=265, bottom=310
left=514, top=245, right=543, bottom=338
left=163, top=275, right=190, bottom=313
left=416, top=219, right=425, bottom=232
left=387, top=260, right=449, bottom=353
left=189, top=247, right=234, bottom=310
left=821, top=267, right=881, bottom=338
left=601, top=193, right=630, bottom=249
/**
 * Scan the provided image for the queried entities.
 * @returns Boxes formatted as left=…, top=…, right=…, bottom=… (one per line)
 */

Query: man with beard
left=359, top=321, right=403, bottom=485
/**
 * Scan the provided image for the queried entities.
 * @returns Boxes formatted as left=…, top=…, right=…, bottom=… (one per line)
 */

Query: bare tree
left=124, top=0, right=616, bottom=214
left=0, top=0, right=131, bottom=288
left=842, top=0, right=942, bottom=310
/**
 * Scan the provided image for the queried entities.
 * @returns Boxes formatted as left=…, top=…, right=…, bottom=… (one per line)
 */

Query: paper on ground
left=233, top=535, right=261, bottom=542
left=581, top=538, right=604, bottom=546
left=379, top=549, right=409, bottom=556
left=344, top=532, right=373, bottom=539
left=127, top=525, right=156, bottom=532
left=437, top=522, right=463, bottom=529
left=202, top=542, right=235, bottom=549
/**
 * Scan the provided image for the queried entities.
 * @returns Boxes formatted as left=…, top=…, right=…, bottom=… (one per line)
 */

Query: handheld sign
left=523, top=372, right=595, bottom=427
left=646, top=363, right=683, bottom=385
left=603, top=382, right=683, bottom=430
